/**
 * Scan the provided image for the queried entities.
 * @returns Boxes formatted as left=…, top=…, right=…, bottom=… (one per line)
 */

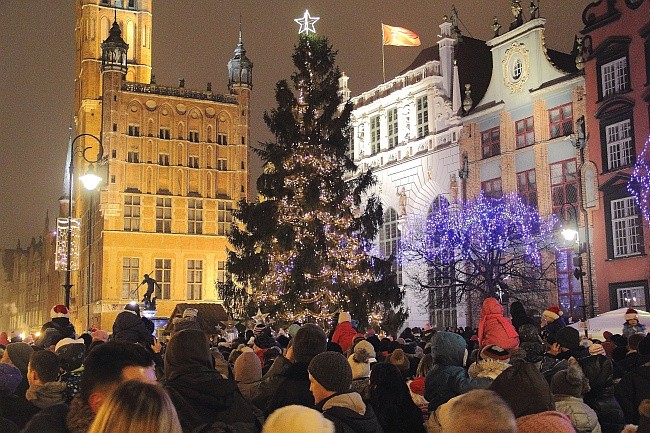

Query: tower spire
left=228, top=18, right=253, bottom=91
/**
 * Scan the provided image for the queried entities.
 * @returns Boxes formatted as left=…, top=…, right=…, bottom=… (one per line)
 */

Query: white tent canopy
left=569, top=307, right=650, bottom=340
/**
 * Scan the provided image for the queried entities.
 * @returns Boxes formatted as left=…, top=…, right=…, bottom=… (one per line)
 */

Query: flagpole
left=381, top=23, right=386, bottom=83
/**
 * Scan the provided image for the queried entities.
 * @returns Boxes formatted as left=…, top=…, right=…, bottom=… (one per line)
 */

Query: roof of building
left=400, top=36, right=492, bottom=112
left=163, top=303, right=229, bottom=334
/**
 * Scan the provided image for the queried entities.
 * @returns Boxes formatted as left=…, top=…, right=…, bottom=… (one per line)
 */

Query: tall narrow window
left=515, top=117, right=535, bottom=148
left=154, top=258, right=171, bottom=300
left=128, top=124, right=140, bottom=137
left=188, top=131, right=199, bottom=143
left=379, top=208, right=402, bottom=285
left=606, top=119, right=634, bottom=170
left=188, top=155, right=199, bottom=168
left=216, top=261, right=229, bottom=284
left=517, top=169, right=537, bottom=207
left=188, top=199, right=203, bottom=234
left=601, top=57, right=629, bottom=97
left=481, top=127, right=500, bottom=158
left=187, top=260, right=203, bottom=300
left=550, top=159, right=578, bottom=224
left=549, top=103, right=573, bottom=139
left=121, top=257, right=140, bottom=299
left=127, top=151, right=140, bottom=163
left=156, top=197, right=172, bottom=233
left=611, top=197, right=642, bottom=258
left=218, top=201, right=233, bottom=235
left=416, top=96, right=429, bottom=138
left=387, top=108, right=398, bottom=149
left=370, top=115, right=380, bottom=154
left=124, top=195, right=141, bottom=231
left=556, top=249, right=584, bottom=321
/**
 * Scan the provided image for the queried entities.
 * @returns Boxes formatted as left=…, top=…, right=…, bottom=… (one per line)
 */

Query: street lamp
left=58, top=133, right=104, bottom=309
left=559, top=202, right=588, bottom=337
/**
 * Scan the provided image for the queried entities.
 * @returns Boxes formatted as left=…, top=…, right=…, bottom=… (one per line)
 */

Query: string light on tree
left=294, top=10, right=320, bottom=35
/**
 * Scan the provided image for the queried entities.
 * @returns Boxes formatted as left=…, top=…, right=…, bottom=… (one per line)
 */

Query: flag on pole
left=382, top=24, right=421, bottom=47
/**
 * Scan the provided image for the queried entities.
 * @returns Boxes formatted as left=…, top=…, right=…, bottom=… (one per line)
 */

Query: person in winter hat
left=579, top=349, right=625, bottom=433
left=263, top=323, right=328, bottom=416
left=388, top=348, right=411, bottom=379
left=233, top=350, right=262, bottom=403
left=261, top=404, right=334, bottom=433
left=171, top=307, right=201, bottom=334
left=490, top=359, right=555, bottom=418
left=0, top=362, right=22, bottom=396
left=623, top=308, right=647, bottom=338
left=308, top=351, right=384, bottom=433
left=348, top=343, right=372, bottom=400
left=518, top=323, right=545, bottom=365
left=1, top=342, right=33, bottom=398
left=331, top=312, right=358, bottom=354
left=440, top=389, right=516, bottom=433
left=516, top=411, right=577, bottom=433
left=551, top=356, right=602, bottom=433
left=424, top=331, right=492, bottom=411
left=542, top=306, right=567, bottom=340
left=40, top=305, right=76, bottom=339
left=468, top=345, right=512, bottom=380
left=478, top=297, right=519, bottom=350
left=253, top=334, right=275, bottom=366
left=56, top=337, right=86, bottom=403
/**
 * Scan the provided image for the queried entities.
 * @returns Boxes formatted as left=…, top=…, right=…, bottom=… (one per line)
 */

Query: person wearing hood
left=467, top=345, right=511, bottom=380
left=579, top=345, right=625, bottom=433
left=517, top=323, right=545, bottom=366
left=551, top=357, right=602, bottom=433
left=163, top=329, right=261, bottom=432
left=510, top=301, right=533, bottom=332
left=56, top=338, right=86, bottom=404
left=308, top=351, right=384, bottom=433
left=234, top=351, right=262, bottom=403
left=171, top=308, right=201, bottom=335
left=331, top=312, right=358, bottom=354
left=478, top=298, right=519, bottom=350
left=424, top=332, right=492, bottom=411
left=111, top=303, right=154, bottom=348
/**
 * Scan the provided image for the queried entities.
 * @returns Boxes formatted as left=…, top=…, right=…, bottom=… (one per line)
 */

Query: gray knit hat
left=292, top=324, right=327, bottom=363
left=308, top=351, right=352, bottom=393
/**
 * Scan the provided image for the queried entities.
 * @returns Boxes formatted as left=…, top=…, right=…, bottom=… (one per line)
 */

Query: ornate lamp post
left=58, top=133, right=104, bottom=308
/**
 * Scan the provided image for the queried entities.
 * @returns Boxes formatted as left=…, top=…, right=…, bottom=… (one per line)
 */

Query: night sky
left=0, top=1, right=588, bottom=248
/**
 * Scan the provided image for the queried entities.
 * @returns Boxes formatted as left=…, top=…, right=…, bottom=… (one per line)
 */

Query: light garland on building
left=629, top=135, right=650, bottom=224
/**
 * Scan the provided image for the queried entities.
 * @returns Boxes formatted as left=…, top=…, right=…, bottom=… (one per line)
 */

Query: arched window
left=379, top=207, right=402, bottom=285
left=100, top=17, right=110, bottom=41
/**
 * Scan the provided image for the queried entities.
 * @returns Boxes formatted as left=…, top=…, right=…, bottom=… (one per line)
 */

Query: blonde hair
left=88, top=381, right=182, bottom=433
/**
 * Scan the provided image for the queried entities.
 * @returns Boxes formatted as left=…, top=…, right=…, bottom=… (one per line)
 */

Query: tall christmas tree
left=219, top=34, right=405, bottom=329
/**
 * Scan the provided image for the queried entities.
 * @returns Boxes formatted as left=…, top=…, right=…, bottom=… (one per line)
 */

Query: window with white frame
left=416, top=96, right=429, bottom=138
left=188, top=198, right=203, bottom=234
left=387, top=108, right=398, bottom=149
left=611, top=197, right=642, bottom=258
left=216, top=260, right=229, bottom=284
left=601, top=57, right=629, bottom=97
left=127, top=150, right=140, bottom=163
left=124, top=195, right=140, bottom=231
left=158, top=153, right=170, bottom=166
left=370, top=115, right=380, bottom=154
left=154, top=258, right=171, bottom=300
left=606, top=119, right=634, bottom=170
left=121, top=257, right=140, bottom=299
left=187, top=259, right=203, bottom=300
left=379, top=207, right=402, bottom=285
left=616, top=286, right=646, bottom=310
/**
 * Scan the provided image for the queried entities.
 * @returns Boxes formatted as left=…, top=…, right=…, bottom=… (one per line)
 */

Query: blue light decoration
left=400, top=192, right=557, bottom=298
left=628, top=135, right=650, bottom=224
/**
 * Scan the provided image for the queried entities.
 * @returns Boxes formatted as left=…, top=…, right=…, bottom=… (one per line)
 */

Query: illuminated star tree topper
left=295, top=10, right=319, bottom=35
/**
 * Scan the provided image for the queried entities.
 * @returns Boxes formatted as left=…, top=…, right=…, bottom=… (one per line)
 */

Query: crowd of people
left=0, top=301, right=649, bottom=433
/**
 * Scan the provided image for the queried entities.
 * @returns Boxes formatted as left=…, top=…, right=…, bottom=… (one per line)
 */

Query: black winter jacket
left=580, top=355, right=625, bottom=433
left=319, top=392, right=384, bottom=433
left=615, top=364, right=650, bottom=424
left=264, top=361, right=315, bottom=416
left=111, top=311, right=153, bottom=347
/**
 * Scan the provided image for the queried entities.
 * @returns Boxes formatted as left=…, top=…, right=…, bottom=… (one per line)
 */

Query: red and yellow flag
left=382, top=24, right=421, bottom=47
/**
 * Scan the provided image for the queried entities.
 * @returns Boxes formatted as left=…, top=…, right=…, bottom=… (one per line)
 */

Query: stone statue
left=398, top=187, right=408, bottom=217
left=139, top=274, right=160, bottom=310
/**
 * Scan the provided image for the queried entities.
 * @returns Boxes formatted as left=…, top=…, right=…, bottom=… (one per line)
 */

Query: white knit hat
left=338, top=312, right=352, bottom=324
left=262, top=405, right=335, bottom=433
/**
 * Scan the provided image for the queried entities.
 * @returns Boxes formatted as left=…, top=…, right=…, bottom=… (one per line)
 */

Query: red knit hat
left=543, top=306, right=562, bottom=321
left=51, top=304, right=69, bottom=319
left=625, top=308, right=639, bottom=321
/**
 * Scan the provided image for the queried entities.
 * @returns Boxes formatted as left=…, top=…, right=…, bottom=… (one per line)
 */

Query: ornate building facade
left=459, top=12, right=590, bottom=323
left=580, top=0, right=650, bottom=313
left=347, top=18, right=492, bottom=329
left=4, top=0, right=252, bottom=333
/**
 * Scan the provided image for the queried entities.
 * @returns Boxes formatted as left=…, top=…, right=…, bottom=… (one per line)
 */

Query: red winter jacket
left=331, top=321, right=357, bottom=353
left=478, top=297, right=519, bottom=350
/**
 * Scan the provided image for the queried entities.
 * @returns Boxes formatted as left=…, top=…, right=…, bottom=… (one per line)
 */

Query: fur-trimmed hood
left=468, top=359, right=511, bottom=380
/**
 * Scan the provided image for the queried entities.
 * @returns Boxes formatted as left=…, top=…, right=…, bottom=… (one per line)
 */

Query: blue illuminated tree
left=628, top=135, right=650, bottom=224
left=401, top=193, right=557, bottom=303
